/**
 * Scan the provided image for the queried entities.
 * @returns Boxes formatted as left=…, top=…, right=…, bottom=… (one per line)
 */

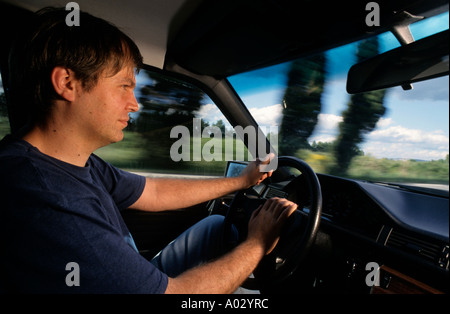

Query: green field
left=296, top=149, right=449, bottom=184
left=94, top=131, right=250, bottom=176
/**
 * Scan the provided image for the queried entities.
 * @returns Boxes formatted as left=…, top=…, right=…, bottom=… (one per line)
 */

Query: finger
left=256, top=172, right=270, bottom=184
left=266, top=198, right=290, bottom=219
left=277, top=204, right=298, bottom=224
left=263, top=197, right=280, bottom=210
left=250, top=204, right=263, bottom=219
left=267, top=198, right=297, bottom=221
left=256, top=153, right=275, bottom=173
left=272, top=199, right=294, bottom=219
left=259, top=152, right=275, bottom=165
left=284, top=203, right=298, bottom=218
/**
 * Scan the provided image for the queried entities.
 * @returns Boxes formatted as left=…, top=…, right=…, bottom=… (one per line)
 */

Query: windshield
left=228, top=12, right=449, bottom=190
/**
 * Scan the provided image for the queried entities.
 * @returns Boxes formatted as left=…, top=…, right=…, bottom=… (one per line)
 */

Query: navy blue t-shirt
left=0, top=136, right=168, bottom=293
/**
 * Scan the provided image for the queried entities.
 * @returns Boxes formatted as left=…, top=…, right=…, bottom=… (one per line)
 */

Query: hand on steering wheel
left=247, top=197, right=298, bottom=255
left=239, top=153, right=275, bottom=188
left=225, top=156, right=322, bottom=290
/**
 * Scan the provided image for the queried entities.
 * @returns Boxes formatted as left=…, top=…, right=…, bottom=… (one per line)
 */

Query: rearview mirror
left=347, top=30, right=449, bottom=94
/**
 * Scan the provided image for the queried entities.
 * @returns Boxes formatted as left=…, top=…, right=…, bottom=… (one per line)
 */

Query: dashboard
left=222, top=161, right=449, bottom=293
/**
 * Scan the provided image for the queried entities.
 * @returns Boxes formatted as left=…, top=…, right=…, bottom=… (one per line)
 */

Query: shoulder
left=89, top=153, right=144, bottom=185
left=0, top=135, right=28, bottom=159
left=0, top=136, right=66, bottom=205
left=0, top=137, right=44, bottom=186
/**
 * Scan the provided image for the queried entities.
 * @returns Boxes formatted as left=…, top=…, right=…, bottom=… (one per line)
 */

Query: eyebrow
left=119, top=77, right=136, bottom=88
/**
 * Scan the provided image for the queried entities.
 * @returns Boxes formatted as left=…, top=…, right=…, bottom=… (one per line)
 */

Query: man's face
left=74, top=66, right=139, bottom=148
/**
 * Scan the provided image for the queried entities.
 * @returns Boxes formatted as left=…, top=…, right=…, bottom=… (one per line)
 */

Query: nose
left=128, top=94, right=140, bottom=113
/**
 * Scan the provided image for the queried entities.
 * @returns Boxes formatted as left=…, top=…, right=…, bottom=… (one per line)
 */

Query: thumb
left=258, top=153, right=275, bottom=164
left=258, top=153, right=276, bottom=172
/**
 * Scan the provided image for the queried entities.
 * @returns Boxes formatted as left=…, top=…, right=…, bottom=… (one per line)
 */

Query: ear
left=50, top=67, right=78, bottom=102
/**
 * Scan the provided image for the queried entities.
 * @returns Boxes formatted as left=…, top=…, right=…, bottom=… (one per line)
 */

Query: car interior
left=0, top=0, right=448, bottom=294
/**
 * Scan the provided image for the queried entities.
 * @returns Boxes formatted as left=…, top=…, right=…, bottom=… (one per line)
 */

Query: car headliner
left=2, top=0, right=449, bottom=79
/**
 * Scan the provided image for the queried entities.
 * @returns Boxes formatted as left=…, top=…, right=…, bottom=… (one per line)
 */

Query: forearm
left=165, top=238, right=265, bottom=294
left=131, top=176, right=247, bottom=212
left=130, top=156, right=273, bottom=212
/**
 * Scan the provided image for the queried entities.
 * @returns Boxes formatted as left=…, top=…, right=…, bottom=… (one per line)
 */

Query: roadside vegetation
left=297, top=144, right=449, bottom=184
left=93, top=130, right=449, bottom=185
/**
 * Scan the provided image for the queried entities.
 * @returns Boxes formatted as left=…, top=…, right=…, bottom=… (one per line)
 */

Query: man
left=0, top=7, right=297, bottom=293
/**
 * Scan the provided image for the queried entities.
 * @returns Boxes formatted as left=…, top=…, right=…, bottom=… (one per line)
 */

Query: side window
left=0, top=69, right=11, bottom=139
left=95, top=68, right=249, bottom=177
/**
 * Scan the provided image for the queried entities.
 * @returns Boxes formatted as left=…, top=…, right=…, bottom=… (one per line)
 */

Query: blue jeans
left=150, top=215, right=238, bottom=277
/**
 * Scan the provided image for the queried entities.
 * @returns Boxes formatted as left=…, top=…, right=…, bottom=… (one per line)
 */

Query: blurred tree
left=0, top=92, right=11, bottom=138
left=133, top=71, right=205, bottom=170
left=0, top=92, right=7, bottom=117
left=212, top=120, right=226, bottom=138
left=311, top=141, right=334, bottom=153
left=136, top=73, right=204, bottom=134
left=333, top=37, right=387, bottom=174
left=279, top=53, right=326, bottom=156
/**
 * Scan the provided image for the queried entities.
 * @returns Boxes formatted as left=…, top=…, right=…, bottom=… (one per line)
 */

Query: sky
left=215, top=11, right=449, bottom=161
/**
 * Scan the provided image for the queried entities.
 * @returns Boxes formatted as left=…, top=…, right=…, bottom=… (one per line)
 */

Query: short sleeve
left=89, top=154, right=146, bottom=210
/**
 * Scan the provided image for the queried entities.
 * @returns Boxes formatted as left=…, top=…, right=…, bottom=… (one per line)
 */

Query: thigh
left=151, top=215, right=238, bottom=277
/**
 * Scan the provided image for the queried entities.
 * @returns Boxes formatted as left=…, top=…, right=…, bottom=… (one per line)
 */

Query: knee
left=207, top=215, right=239, bottom=242
left=205, top=214, right=226, bottom=227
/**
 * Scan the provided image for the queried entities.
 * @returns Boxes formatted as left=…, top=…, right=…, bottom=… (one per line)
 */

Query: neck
left=23, top=121, right=98, bottom=167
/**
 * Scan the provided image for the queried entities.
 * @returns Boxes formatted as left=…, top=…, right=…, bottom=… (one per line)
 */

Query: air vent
left=386, top=229, right=449, bottom=269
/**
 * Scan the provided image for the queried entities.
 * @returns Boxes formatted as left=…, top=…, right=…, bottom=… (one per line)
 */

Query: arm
left=165, top=198, right=297, bottom=294
left=165, top=237, right=265, bottom=294
left=129, top=155, right=274, bottom=212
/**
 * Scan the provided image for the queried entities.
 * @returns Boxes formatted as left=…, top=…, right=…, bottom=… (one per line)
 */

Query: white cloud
left=369, top=125, right=448, bottom=146
left=309, top=113, right=343, bottom=143
left=364, top=123, right=449, bottom=160
left=309, top=135, right=338, bottom=144
left=195, top=104, right=229, bottom=126
left=309, top=114, right=448, bottom=160
left=196, top=103, right=283, bottom=130
left=363, top=141, right=448, bottom=160
left=375, top=117, right=394, bottom=128
left=316, top=113, right=343, bottom=130
left=248, top=104, right=283, bottom=128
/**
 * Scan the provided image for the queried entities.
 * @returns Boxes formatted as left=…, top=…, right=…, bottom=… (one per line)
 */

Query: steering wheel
left=224, top=156, right=322, bottom=289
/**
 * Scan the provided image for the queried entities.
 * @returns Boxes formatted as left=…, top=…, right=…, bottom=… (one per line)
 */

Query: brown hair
left=8, top=7, right=143, bottom=134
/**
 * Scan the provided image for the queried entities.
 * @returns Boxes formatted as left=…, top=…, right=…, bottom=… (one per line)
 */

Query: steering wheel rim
left=226, top=156, right=322, bottom=289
